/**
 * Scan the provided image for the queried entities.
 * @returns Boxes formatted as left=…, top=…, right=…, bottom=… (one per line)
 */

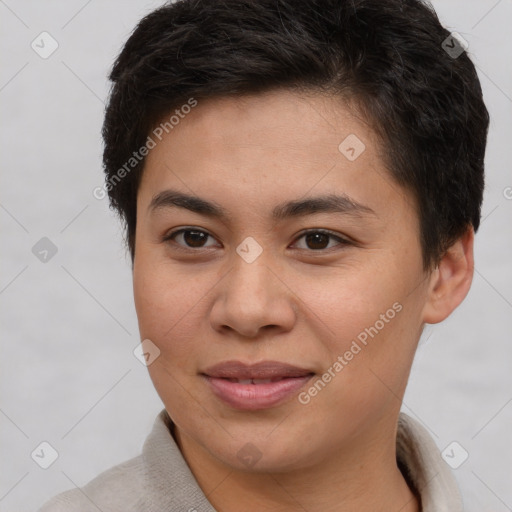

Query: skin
left=132, top=89, right=474, bottom=511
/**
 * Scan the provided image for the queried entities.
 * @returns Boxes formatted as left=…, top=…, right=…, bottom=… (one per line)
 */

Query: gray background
left=1, top=1, right=511, bottom=510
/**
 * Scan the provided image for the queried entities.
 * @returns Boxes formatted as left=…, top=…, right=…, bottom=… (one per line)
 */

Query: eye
left=291, top=229, right=351, bottom=251
left=163, top=228, right=219, bottom=250
left=163, top=227, right=351, bottom=253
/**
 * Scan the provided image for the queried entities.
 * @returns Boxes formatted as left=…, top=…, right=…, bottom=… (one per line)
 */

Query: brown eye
left=182, top=230, right=209, bottom=247
left=164, top=228, right=218, bottom=249
left=293, top=230, right=350, bottom=251
left=304, top=232, right=330, bottom=250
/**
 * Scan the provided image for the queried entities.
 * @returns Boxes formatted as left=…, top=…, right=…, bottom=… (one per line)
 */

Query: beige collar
left=142, top=410, right=463, bottom=511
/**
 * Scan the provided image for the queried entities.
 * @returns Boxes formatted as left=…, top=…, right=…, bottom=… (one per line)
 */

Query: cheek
left=134, top=270, right=184, bottom=338
left=294, top=263, right=423, bottom=397
left=293, top=263, right=404, bottom=341
left=133, top=253, right=221, bottom=366
left=132, top=257, right=214, bottom=418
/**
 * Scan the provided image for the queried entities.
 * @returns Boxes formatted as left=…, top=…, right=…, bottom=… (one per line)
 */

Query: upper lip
left=202, top=360, right=314, bottom=379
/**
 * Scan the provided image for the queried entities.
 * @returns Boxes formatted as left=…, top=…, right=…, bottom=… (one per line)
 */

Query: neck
left=173, top=415, right=420, bottom=512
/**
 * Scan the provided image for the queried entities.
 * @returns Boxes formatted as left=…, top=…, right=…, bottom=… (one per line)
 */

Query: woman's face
left=132, top=89, right=433, bottom=472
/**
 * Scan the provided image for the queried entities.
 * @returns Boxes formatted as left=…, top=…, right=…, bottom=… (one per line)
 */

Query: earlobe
left=422, top=228, right=475, bottom=324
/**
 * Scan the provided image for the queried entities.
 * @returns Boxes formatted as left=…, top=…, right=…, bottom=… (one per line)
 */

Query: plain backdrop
left=1, top=1, right=511, bottom=510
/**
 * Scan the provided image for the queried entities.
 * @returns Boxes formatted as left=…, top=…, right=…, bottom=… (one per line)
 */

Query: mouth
left=221, top=377, right=296, bottom=384
left=201, top=360, right=315, bottom=410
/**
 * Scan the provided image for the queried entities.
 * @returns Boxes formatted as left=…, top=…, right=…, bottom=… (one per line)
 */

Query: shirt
left=38, top=410, right=463, bottom=512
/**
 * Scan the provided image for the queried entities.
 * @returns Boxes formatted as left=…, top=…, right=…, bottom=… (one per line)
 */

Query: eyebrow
left=148, top=189, right=376, bottom=221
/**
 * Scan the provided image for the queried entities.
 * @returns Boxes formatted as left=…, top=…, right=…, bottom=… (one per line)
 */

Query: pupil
left=306, top=233, right=328, bottom=250
left=184, top=230, right=206, bottom=247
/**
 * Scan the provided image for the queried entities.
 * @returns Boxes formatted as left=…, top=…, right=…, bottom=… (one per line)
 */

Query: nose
left=209, top=253, right=297, bottom=339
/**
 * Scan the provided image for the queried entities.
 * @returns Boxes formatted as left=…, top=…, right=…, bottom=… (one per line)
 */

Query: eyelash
left=162, top=227, right=352, bottom=253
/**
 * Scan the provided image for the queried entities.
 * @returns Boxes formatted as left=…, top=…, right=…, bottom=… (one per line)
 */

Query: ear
left=421, top=228, right=475, bottom=324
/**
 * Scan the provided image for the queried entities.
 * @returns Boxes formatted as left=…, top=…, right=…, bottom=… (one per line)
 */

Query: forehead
left=138, top=89, right=416, bottom=224
left=150, top=90, right=367, bottom=160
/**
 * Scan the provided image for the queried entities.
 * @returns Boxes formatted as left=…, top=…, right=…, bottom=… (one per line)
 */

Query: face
left=133, top=89, right=433, bottom=472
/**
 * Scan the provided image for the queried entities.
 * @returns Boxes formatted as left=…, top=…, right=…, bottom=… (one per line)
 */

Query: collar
left=396, top=413, right=464, bottom=511
left=141, top=409, right=463, bottom=511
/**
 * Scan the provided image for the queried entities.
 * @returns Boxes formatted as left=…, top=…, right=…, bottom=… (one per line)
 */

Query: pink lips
left=201, top=360, right=314, bottom=410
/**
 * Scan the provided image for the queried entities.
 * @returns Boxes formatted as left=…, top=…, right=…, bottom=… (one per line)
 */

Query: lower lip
left=203, top=375, right=314, bottom=410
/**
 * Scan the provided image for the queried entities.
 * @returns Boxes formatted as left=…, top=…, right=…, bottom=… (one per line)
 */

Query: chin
left=199, top=423, right=326, bottom=474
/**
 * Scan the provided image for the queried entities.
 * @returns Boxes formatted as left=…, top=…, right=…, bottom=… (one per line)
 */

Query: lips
left=224, top=378, right=280, bottom=384
left=203, top=360, right=314, bottom=380
left=201, top=360, right=315, bottom=410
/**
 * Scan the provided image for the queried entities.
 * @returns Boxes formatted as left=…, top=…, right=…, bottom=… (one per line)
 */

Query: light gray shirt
left=38, top=410, right=463, bottom=512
